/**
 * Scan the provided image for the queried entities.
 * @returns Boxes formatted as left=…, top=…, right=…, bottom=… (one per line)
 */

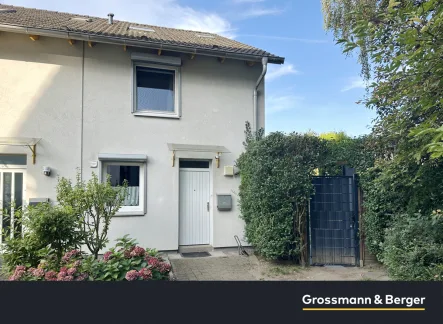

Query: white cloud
left=267, top=64, right=299, bottom=81
left=241, top=7, right=283, bottom=18
left=266, top=95, right=304, bottom=115
left=341, top=77, right=370, bottom=92
left=7, top=0, right=235, bottom=37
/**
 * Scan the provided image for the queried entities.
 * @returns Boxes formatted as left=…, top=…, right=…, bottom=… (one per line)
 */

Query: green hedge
left=382, top=213, right=443, bottom=281
left=237, top=125, right=325, bottom=262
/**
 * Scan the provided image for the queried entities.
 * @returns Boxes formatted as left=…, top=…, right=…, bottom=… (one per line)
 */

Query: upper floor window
left=133, top=63, right=180, bottom=118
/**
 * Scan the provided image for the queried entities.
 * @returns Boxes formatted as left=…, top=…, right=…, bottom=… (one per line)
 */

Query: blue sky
left=6, top=0, right=376, bottom=136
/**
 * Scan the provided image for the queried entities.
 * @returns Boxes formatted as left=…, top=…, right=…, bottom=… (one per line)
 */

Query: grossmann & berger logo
left=302, top=294, right=426, bottom=311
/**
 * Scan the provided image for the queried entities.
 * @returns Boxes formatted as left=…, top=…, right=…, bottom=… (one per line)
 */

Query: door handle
left=207, top=201, right=209, bottom=211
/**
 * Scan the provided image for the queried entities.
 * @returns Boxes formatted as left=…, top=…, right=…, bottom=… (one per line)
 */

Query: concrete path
left=168, top=249, right=257, bottom=281
left=167, top=248, right=389, bottom=281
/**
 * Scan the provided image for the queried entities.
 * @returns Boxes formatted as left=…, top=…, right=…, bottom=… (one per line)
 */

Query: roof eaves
left=0, top=22, right=285, bottom=64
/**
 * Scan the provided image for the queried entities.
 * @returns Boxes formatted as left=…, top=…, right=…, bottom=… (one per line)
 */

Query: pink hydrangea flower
left=125, top=270, right=140, bottom=281
left=45, top=271, right=57, bottom=281
left=15, top=265, right=26, bottom=272
left=27, top=267, right=36, bottom=274
left=62, top=250, right=81, bottom=263
left=158, top=262, right=171, bottom=274
left=124, top=246, right=135, bottom=259
left=57, top=271, right=67, bottom=281
left=147, top=257, right=160, bottom=269
left=130, top=246, right=145, bottom=257
left=64, top=275, right=74, bottom=281
left=10, top=266, right=26, bottom=281
left=103, top=251, right=113, bottom=262
left=73, top=260, right=82, bottom=268
left=75, top=273, right=88, bottom=281
left=32, top=268, right=45, bottom=278
left=138, top=268, right=152, bottom=280
left=67, top=268, right=77, bottom=276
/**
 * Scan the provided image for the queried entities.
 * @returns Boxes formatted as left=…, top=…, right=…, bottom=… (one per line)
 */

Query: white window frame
left=0, top=161, right=27, bottom=245
left=132, top=62, right=181, bottom=119
left=101, top=161, right=147, bottom=216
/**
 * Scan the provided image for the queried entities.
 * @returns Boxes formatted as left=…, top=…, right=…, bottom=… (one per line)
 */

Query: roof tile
left=0, top=4, right=284, bottom=63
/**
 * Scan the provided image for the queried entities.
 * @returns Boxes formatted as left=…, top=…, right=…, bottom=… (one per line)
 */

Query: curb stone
left=160, top=253, right=176, bottom=281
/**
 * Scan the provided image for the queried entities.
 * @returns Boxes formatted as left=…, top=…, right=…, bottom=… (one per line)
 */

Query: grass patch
left=268, top=265, right=301, bottom=276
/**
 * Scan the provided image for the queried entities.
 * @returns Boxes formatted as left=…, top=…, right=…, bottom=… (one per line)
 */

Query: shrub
left=25, top=203, right=81, bottom=262
left=382, top=213, right=443, bottom=281
left=8, top=236, right=171, bottom=281
left=0, top=234, right=52, bottom=274
left=237, top=123, right=326, bottom=263
left=83, top=236, right=170, bottom=281
left=360, top=158, right=443, bottom=260
left=1, top=203, right=81, bottom=272
left=56, top=172, right=127, bottom=259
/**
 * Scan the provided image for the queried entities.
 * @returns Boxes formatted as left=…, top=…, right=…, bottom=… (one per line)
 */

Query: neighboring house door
left=179, top=164, right=210, bottom=246
left=0, top=168, right=26, bottom=244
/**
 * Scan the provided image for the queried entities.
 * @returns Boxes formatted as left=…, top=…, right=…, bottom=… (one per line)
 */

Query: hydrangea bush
left=8, top=236, right=171, bottom=281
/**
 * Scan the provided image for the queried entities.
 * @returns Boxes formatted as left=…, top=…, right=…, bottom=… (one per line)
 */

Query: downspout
left=253, top=57, right=268, bottom=132
left=80, top=41, right=85, bottom=180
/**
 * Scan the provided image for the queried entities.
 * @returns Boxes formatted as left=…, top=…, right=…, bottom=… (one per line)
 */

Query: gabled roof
left=0, top=4, right=284, bottom=64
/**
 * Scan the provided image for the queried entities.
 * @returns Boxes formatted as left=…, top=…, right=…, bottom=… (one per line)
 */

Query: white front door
left=0, top=169, right=26, bottom=244
left=179, top=168, right=210, bottom=246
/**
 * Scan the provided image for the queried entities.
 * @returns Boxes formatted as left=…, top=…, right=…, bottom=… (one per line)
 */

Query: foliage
left=322, top=0, right=443, bottom=279
left=0, top=233, right=53, bottom=274
left=321, top=0, right=388, bottom=79
left=360, top=156, right=443, bottom=258
left=8, top=236, right=171, bottom=281
left=56, top=171, right=127, bottom=259
left=324, top=0, right=443, bottom=160
left=0, top=203, right=81, bottom=272
left=237, top=122, right=326, bottom=263
left=319, top=133, right=376, bottom=176
left=382, top=212, right=443, bottom=281
left=24, top=203, right=81, bottom=262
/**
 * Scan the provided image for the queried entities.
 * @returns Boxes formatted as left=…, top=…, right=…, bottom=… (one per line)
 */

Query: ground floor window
left=101, top=160, right=146, bottom=215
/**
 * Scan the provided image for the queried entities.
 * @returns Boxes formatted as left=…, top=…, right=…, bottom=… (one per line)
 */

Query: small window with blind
left=133, top=63, right=180, bottom=118
left=102, top=161, right=145, bottom=215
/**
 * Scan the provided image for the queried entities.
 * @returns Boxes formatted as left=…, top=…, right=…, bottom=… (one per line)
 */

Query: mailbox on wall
left=217, top=194, right=232, bottom=211
left=29, top=198, right=50, bottom=206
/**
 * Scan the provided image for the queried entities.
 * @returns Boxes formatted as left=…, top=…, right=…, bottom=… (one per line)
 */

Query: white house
left=0, top=4, right=284, bottom=251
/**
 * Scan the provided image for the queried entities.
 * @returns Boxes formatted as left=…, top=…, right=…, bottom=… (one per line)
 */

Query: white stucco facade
left=0, top=32, right=265, bottom=251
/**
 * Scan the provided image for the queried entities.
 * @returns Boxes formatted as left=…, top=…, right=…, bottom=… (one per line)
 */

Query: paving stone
left=169, top=254, right=257, bottom=281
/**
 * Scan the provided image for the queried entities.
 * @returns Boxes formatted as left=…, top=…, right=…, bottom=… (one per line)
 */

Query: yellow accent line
left=303, top=308, right=425, bottom=311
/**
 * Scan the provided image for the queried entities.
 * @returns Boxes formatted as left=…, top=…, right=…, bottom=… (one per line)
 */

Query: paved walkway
left=168, top=250, right=257, bottom=281
left=167, top=249, right=389, bottom=281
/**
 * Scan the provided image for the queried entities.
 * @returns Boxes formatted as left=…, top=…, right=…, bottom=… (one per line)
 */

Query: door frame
left=0, top=166, right=27, bottom=244
left=177, top=159, right=213, bottom=247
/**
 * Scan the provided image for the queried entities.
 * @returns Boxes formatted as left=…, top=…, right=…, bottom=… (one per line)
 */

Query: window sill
left=133, top=112, right=180, bottom=119
left=114, top=211, right=146, bottom=217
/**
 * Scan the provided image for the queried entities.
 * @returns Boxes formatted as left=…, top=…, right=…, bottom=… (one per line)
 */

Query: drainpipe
left=253, top=56, right=268, bottom=132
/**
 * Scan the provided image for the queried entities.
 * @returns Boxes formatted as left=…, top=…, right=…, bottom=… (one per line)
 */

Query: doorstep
left=178, top=245, right=213, bottom=254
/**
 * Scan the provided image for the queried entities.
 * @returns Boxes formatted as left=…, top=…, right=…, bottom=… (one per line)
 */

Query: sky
left=5, top=0, right=376, bottom=136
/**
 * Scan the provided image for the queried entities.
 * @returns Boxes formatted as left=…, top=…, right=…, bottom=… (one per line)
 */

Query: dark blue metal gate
left=308, top=176, right=359, bottom=266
